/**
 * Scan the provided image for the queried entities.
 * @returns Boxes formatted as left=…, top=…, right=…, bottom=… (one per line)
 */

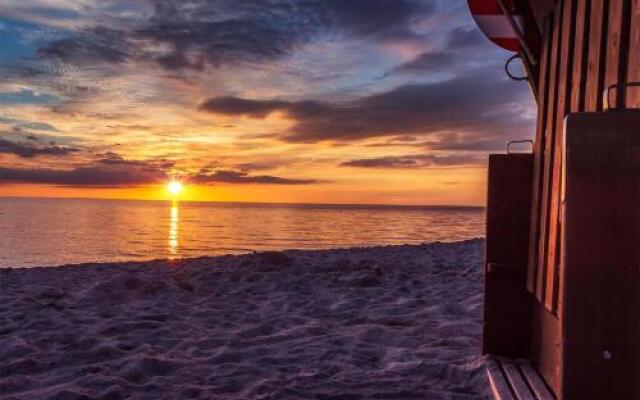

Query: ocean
left=0, top=197, right=485, bottom=268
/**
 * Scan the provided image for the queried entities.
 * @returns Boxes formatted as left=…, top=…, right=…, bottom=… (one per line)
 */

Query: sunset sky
left=0, top=0, right=536, bottom=205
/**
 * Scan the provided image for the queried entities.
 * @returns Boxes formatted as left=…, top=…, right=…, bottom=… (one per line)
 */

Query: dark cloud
left=339, top=154, right=483, bottom=169
left=0, top=151, right=173, bottom=187
left=37, top=0, right=434, bottom=70
left=38, top=26, right=130, bottom=64
left=0, top=164, right=166, bottom=187
left=199, top=97, right=289, bottom=118
left=0, top=138, right=79, bottom=158
left=96, top=151, right=175, bottom=169
left=190, top=169, right=318, bottom=185
left=200, top=68, right=533, bottom=145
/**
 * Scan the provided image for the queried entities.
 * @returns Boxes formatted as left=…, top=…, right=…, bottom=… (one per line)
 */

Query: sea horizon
left=0, top=195, right=485, bottom=211
left=0, top=197, right=485, bottom=268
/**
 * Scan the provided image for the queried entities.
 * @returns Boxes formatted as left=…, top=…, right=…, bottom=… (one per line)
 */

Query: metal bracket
left=507, top=140, right=534, bottom=154
left=505, top=54, right=528, bottom=81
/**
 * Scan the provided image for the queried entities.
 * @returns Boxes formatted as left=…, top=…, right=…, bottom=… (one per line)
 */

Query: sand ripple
left=0, top=240, right=489, bottom=399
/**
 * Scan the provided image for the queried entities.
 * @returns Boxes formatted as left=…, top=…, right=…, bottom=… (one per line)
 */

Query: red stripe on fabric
left=491, top=37, right=521, bottom=51
left=468, top=0, right=502, bottom=15
left=468, top=0, right=517, bottom=15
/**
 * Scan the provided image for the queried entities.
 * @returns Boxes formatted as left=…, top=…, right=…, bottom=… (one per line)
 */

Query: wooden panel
left=584, top=0, right=608, bottom=111
left=569, top=0, right=591, bottom=112
left=544, top=0, right=576, bottom=313
left=628, top=0, right=640, bottom=108
left=536, top=5, right=562, bottom=304
left=483, top=154, right=534, bottom=358
left=530, top=300, right=561, bottom=396
left=518, top=361, right=555, bottom=400
left=527, top=16, right=553, bottom=295
left=502, top=360, right=536, bottom=400
left=561, top=111, right=640, bottom=399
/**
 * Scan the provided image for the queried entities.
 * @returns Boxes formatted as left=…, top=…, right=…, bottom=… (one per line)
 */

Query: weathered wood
left=569, top=0, right=591, bottom=112
left=561, top=111, right=640, bottom=399
left=518, top=360, right=555, bottom=400
left=502, top=360, right=535, bottom=400
left=604, top=0, right=628, bottom=108
left=527, top=16, right=553, bottom=296
left=487, top=357, right=556, bottom=400
left=536, top=6, right=562, bottom=304
left=584, top=0, right=608, bottom=111
left=487, top=360, right=515, bottom=400
left=628, top=0, right=640, bottom=108
left=530, top=299, right=560, bottom=396
left=545, top=0, right=576, bottom=313
left=483, top=154, right=534, bottom=358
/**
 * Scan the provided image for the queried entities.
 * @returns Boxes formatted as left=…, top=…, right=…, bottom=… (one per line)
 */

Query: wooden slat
left=544, top=0, right=576, bottom=312
left=603, top=0, right=627, bottom=108
left=570, top=0, right=591, bottom=112
left=536, top=4, right=562, bottom=304
left=518, top=361, right=555, bottom=400
left=584, top=0, right=608, bottom=111
left=628, top=0, right=640, bottom=108
left=502, top=360, right=536, bottom=400
left=530, top=300, right=561, bottom=395
left=487, top=360, right=515, bottom=400
left=527, top=17, right=553, bottom=295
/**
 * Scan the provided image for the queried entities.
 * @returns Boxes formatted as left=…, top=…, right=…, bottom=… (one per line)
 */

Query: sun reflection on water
left=168, top=202, right=179, bottom=258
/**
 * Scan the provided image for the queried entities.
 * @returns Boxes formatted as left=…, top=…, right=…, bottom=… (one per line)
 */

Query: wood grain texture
left=545, top=0, right=576, bottom=313
left=536, top=5, right=563, bottom=304
left=518, top=361, right=555, bottom=400
left=527, top=17, right=553, bottom=295
left=628, top=0, right=640, bottom=107
left=569, top=0, right=591, bottom=112
left=530, top=299, right=561, bottom=396
left=527, top=19, right=552, bottom=294
left=502, top=360, right=536, bottom=400
left=604, top=0, right=627, bottom=108
left=487, top=360, right=515, bottom=400
left=584, top=0, right=608, bottom=110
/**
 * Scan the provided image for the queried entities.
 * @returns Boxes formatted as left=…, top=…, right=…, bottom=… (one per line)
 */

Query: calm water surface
left=0, top=198, right=484, bottom=268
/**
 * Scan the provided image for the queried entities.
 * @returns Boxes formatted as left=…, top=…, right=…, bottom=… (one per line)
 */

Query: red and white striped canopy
left=468, top=0, right=522, bottom=52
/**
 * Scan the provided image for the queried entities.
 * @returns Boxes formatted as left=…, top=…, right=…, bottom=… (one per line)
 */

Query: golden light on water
left=168, top=203, right=179, bottom=258
left=167, top=181, right=183, bottom=196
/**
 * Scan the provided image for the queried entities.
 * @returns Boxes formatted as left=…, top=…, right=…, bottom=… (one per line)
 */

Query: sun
left=167, top=181, right=183, bottom=196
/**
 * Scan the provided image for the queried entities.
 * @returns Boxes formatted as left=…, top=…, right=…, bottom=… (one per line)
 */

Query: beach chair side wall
left=560, top=111, right=640, bottom=399
left=483, top=154, right=534, bottom=358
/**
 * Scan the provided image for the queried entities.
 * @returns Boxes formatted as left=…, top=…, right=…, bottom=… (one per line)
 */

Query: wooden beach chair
left=477, top=1, right=640, bottom=399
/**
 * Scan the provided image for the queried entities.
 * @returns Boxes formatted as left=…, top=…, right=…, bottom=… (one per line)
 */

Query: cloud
left=199, top=97, right=289, bottom=118
left=0, top=152, right=170, bottom=187
left=0, top=164, right=166, bottom=187
left=339, top=154, right=483, bottom=169
left=190, top=169, right=318, bottom=185
left=35, top=0, right=435, bottom=70
left=0, top=138, right=79, bottom=158
left=391, top=51, right=457, bottom=74
left=200, top=67, right=532, bottom=144
left=446, top=26, right=486, bottom=49
left=0, top=117, right=58, bottom=131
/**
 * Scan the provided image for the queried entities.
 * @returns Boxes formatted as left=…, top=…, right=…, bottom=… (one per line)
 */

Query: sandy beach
left=0, top=240, right=489, bottom=400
